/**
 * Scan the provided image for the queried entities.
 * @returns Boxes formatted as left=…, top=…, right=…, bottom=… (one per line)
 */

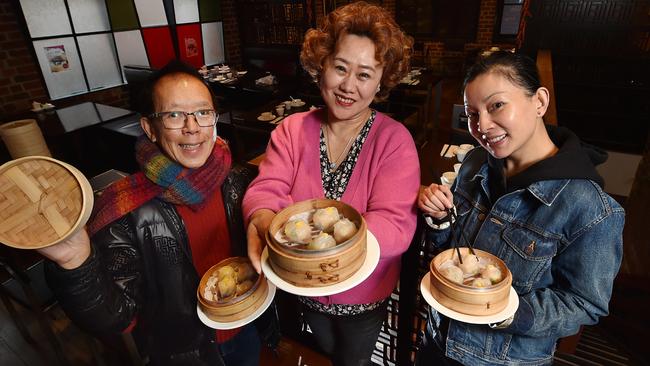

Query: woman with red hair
left=244, top=2, right=419, bottom=365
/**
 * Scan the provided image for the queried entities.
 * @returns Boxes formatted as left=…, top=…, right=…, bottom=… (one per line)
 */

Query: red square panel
left=176, top=24, right=204, bottom=68
left=142, top=27, right=176, bottom=69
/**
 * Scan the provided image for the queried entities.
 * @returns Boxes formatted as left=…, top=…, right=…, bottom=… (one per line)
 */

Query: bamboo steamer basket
left=0, top=119, right=51, bottom=158
left=266, top=199, right=367, bottom=287
left=429, top=248, right=512, bottom=316
left=0, top=156, right=93, bottom=249
left=197, top=257, right=269, bottom=323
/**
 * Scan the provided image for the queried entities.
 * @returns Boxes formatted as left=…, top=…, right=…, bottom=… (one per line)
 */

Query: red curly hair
left=300, top=1, right=413, bottom=100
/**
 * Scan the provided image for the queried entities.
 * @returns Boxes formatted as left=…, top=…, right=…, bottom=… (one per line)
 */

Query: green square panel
left=106, top=0, right=140, bottom=31
left=199, top=0, right=221, bottom=22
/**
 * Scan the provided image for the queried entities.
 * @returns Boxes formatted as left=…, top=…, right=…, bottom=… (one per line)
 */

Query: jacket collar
left=463, top=151, right=572, bottom=206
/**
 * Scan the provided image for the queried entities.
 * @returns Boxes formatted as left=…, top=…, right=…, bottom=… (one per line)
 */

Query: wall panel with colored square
left=18, top=0, right=225, bottom=100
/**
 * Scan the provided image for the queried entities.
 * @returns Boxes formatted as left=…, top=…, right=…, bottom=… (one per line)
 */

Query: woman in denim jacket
left=416, top=51, right=624, bottom=365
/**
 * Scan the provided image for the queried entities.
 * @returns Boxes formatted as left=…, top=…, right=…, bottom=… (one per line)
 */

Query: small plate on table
left=257, top=114, right=276, bottom=122
left=31, top=104, right=55, bottom=112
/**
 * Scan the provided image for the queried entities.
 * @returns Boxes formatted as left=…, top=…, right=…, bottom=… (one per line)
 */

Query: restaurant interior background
left=0, top=0, right=648, bottom=365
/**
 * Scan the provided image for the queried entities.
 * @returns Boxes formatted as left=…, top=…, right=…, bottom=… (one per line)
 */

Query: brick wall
left=221, top=0, right=242, bottom=66
left=420, top=0, right=511, bottom=75
left=313, top=0, right=510, bottom=76
left=0, top=0, right=49, bottom=119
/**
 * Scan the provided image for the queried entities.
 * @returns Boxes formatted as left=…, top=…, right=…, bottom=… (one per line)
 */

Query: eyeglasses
left=149, top=109, right=218, bottom=130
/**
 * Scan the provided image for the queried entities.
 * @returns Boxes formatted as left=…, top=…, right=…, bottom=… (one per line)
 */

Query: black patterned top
left=319, top=110, right=376, bottom=200
left=300, top=110, right=383, bottom=316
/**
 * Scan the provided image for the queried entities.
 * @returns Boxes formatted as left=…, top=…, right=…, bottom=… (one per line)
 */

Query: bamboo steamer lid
left=0, top=156, right=93, bottom=249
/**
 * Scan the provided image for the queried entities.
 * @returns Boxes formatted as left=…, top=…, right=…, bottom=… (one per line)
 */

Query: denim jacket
left=427, top=149, right=624, bottom=365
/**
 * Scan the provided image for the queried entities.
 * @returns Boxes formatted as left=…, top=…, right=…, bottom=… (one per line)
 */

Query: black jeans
left=219, top=324, right=260, bottom=366
left=302, top=302, right=387, bottom=366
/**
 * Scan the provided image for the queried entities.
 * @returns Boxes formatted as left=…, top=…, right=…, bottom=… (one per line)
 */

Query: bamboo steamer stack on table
left=0, top=156, right=93, bottom=249
left=0, top=119, right=51, bottom=159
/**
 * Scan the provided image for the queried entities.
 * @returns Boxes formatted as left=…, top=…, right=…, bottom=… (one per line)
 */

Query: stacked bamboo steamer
left=0, top=156, right=93, bottom=249
left=266, top=199, right=367, bottom=287
left=0, top=119, right=51, bottom=159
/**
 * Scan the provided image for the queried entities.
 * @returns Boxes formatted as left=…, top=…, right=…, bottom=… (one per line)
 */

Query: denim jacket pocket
left=501, top=226, right=558, bottom=292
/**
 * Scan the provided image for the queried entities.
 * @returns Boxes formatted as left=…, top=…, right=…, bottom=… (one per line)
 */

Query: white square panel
left=77, top=34, right=123, bottom=90
left=174, top=0, right=199, bottom=24
left=68, top=0, right=111, bottom=33
left=113, top=30, right=150, bottom=81
left=19, top=0, right=72, bottom=37
left=202, top=22, right=225, bottom=65
left=134, top=0, right=168, bottom=27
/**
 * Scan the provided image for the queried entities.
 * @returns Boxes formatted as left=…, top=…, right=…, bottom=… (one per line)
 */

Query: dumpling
left=471, top=277, right=492, bottom=288
left=234, top=262, right=256, bottom=283
left=439, top=265, right=464, bottom=284
left=218, top=275, right=236, bottom=299
left=438, top=259, right=457, bottom=271
left=203, top=274, right=218, bottom=301
left=458, top=254, right=481, bottom=275
left=217, top=265, right=236, bottom=280
left=236, top=280, right=254, bottom=295
left=312, top=207, right=339, bottom=231
left=481, top=264, right=503, bottom=284
left=308, top=232, right=337, bottom=250
left=333, top=218, right=357, bottom=243
left=284, top=219, right=312, bottom=243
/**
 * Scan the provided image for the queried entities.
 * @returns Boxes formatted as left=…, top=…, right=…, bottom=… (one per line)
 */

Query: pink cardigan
left=243, top=109, right=420, bottom=305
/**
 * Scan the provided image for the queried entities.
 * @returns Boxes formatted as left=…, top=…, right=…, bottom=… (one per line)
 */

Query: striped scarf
left=88, top=136, right=231, bottom=235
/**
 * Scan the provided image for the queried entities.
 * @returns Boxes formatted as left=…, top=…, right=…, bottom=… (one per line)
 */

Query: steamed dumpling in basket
left=312, top=207, right=340, bottom=231
left=284, top=218, right=311, bottom=243
left=333, top=218, right=357, bottom=243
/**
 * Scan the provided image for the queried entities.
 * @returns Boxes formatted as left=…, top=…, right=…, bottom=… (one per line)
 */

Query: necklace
left=323, top=121, right=364, bottom=172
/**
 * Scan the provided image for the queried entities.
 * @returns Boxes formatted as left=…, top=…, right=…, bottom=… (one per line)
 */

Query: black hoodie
left=487, top=125, right=607, bottom=200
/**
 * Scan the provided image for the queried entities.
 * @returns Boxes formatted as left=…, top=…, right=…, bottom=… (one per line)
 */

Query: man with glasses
left=40, top=61, right=272, bottom=366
